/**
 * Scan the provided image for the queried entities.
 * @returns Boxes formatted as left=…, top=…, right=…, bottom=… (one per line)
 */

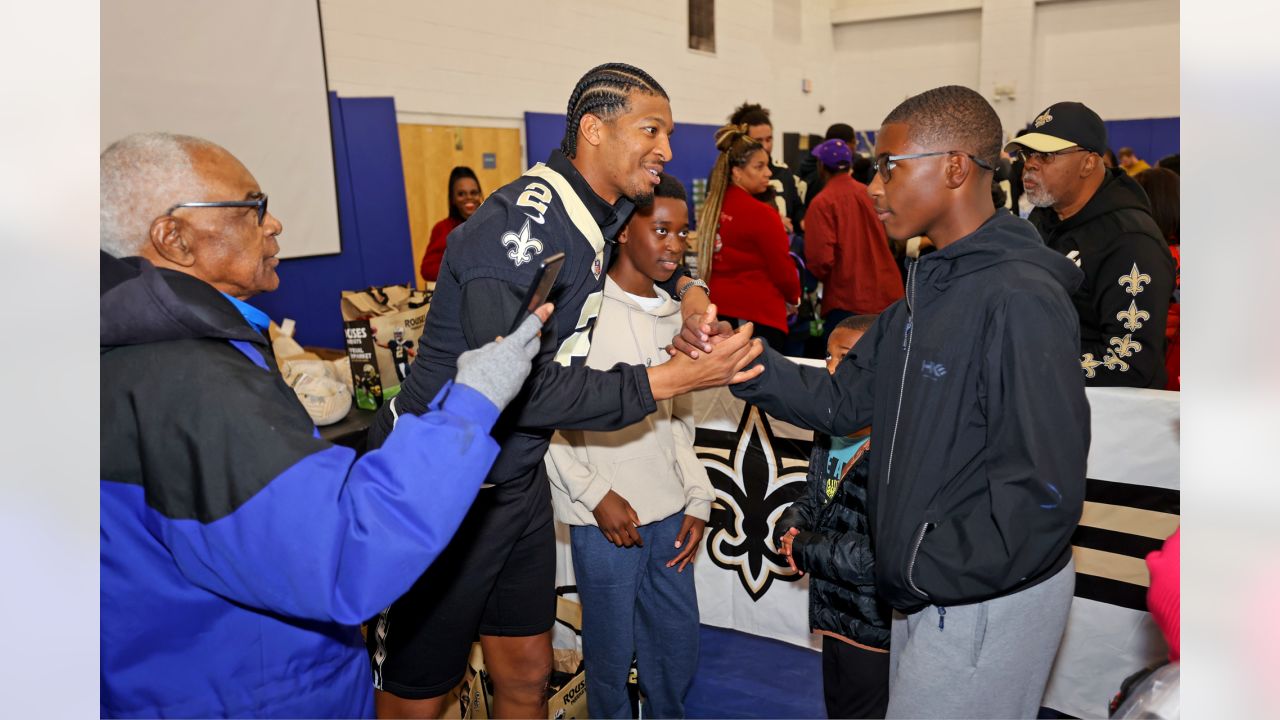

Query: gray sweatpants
left=886, top=559, right=1074, bottom=719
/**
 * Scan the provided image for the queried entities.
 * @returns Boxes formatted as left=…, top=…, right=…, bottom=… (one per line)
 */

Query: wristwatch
left=676, top=278, right=709, bottom=302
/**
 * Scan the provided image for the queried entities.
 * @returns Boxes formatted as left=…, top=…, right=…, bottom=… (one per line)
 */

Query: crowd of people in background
left=102, top=58, right=1180, bottom=719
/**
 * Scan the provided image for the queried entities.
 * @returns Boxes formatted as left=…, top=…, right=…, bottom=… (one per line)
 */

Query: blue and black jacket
left=100, top=252, right=504, bottom=718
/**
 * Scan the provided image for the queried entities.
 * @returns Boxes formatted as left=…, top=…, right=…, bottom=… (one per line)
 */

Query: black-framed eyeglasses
left=165, top=193, right=268, bottom=226
left=873, top=151, right=994, bottom=183
left=1010, top=147, right=1088, bottom=165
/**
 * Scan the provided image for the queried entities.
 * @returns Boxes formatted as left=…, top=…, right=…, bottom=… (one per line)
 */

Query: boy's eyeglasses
left=873, top=152, right=994, bottom=183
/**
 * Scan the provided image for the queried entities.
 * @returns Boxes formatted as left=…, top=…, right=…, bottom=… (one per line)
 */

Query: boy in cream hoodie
left=545, top=174, right=713, bottom=719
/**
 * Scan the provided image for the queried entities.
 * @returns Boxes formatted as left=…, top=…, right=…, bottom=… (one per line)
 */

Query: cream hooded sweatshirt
left=545, top=276, right=714, bottom=526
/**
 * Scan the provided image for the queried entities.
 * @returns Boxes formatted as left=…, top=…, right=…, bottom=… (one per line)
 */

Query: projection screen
left=102, top=0, right=341, bottom=258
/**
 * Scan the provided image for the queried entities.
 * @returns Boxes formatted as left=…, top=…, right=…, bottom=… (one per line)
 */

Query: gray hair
left=100, top=132, right=220, bottom=257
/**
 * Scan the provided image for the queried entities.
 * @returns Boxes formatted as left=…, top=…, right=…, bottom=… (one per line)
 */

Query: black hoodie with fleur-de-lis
left=1029, top=167, right=1176, bottom=388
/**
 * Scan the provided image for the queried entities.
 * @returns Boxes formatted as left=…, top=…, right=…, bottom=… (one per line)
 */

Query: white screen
left=102, top=0, right=341, bottom=258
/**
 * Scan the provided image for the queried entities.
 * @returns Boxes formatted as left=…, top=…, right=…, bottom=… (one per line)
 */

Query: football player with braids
left=363, top=63, right=762, bottom=719
left=729, top=101, right=806, bottom=232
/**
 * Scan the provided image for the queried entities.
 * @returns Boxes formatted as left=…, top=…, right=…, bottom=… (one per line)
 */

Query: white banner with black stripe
left=555, top=378, right=1178, bottom=719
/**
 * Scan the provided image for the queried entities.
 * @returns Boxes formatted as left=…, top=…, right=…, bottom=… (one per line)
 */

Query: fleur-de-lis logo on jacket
left=1109, top=334, right=1143, bottom=359
left=501, top=219, right=544, bottom=267
left=696, top=404, right=809, bottom=601
left=1119, top=263, right=1151, bottom=296
left=1116, top=301, right=1150, bottom=332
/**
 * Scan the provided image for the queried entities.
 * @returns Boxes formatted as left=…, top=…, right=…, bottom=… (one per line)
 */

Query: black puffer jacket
left=777, top=436, right=890, bottom=649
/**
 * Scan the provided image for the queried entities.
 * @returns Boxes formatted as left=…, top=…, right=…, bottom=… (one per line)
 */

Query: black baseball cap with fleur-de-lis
left=1005, top=101, right=1108, bottom=156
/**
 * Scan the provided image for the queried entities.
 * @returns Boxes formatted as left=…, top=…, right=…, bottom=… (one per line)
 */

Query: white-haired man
left=100, top=132, right=549, bottom=718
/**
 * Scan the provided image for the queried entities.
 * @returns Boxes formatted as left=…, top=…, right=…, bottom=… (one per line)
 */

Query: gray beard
left=1024, top=183, right=1058, bottom=208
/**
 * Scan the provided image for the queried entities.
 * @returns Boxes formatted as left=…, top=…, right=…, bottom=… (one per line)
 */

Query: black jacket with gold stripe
left=368, top=150, right=686, bottom=485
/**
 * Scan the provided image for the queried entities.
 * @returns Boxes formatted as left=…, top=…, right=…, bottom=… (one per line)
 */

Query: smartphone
left=508, top=252, right=565, bottom=334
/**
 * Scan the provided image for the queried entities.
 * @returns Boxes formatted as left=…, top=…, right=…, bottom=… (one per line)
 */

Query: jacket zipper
left=884, top=258, right=917, bottom=487
left=906, top=520, right=932, bottom=600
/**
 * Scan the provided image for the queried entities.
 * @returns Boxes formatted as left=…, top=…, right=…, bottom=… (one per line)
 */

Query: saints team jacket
left=100, top=253, right=503, bottom=717
left=368, top=150, right=685, bottom=483
left=734, top=211, right=1090, bottom=614
left=1029, top=168, right=1176, bottom=388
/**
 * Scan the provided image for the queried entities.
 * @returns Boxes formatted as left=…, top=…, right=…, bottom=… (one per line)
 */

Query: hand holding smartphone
left=508, top=252, right=565, bottom=335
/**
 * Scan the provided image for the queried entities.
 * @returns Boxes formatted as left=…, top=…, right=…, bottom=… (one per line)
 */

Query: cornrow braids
left=882, top=85, right=1003, bottom=169
left=560, top=62, right=669, bottom=158
left=730, top=101, right=771, bottom=128
left=694, top=123, right=765, bottom=279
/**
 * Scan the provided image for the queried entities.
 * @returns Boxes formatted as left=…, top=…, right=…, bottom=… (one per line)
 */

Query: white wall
left=828, top=10, right=984, bottom=130
left=320, top=0, right=837, bottom=162
left=319, top=0, right=1178, bottom=157
left=1032, top=0, right=1180, bottom=119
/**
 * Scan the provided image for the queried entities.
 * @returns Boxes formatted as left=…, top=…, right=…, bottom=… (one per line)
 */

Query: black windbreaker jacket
left=734, top=211, right=1090, bottom=613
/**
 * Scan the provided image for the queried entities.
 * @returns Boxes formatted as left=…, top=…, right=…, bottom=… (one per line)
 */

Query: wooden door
left=399, top=124, right=524, bottom=288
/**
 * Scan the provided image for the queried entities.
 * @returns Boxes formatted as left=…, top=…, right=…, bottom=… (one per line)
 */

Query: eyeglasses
left=873, top=152, right=994, bottom=183
left=165, top=193, right=269, bottom=226
left=1011, top=148, right=1088, bottom=165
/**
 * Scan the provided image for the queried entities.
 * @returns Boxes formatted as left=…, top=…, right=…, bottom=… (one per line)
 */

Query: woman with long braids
left=696, top=123, right=801, bottom=351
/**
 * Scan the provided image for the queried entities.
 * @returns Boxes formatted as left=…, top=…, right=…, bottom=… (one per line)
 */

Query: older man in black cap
left=1009, top=102, right=1175, bottom=388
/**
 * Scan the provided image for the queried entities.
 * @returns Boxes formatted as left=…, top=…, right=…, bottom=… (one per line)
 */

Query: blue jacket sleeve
left=144, top=380, right=501, bottom=626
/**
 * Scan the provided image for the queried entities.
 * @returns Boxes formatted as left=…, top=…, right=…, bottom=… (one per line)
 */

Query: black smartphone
left=508, top=252, right=565, bottom=334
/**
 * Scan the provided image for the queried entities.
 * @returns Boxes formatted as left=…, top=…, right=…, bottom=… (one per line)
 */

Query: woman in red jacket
left=420, top=166, right=483, bottom=283
left=695, top=124, right=801, bottom=350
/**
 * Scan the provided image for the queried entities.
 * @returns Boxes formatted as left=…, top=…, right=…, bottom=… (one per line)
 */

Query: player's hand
left=593, top=490, right=643, bottom=548
left=669, top=303, right=735, bottom=359
left=778, top=526, right=802, bottom=575
left=667, top=515, right=706, bottom=572
left=656, top=323, right=765, bottom=396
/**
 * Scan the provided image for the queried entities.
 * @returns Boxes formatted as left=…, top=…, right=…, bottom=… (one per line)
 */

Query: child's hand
left=778, top=527, right=803, bottom=575
left=667, top=515, right=707, bottom=572
left=592, top=490, right=643, bottom=548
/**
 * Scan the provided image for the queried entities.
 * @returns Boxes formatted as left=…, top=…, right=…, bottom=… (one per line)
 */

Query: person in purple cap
left=804, top=138, right=904, bottom=341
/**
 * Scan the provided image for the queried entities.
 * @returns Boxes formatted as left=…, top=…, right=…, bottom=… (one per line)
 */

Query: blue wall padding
left=524, top=112, right=722, bottom=229
left=250, top=93, right=414, bottom=349
left=1103, top=117, right=1179, bottom=165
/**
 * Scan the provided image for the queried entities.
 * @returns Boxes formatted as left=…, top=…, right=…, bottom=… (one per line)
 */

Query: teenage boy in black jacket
left=730, top=85, right=1089, bottom=718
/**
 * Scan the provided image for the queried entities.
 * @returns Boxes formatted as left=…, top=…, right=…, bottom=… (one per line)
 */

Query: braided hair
left=694, top=123, right=766, bottom=279
left=560, top=63, right=669, bottom=158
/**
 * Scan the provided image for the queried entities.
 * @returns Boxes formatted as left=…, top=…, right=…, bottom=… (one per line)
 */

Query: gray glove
left=455, top=312, right=546, bottom=410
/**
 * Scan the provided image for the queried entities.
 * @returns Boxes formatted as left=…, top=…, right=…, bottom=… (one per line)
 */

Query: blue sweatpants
left=570, top=512, right=700, bottom=719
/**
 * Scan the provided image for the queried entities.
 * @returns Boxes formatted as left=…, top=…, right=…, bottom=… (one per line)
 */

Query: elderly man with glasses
left=1008, top=102, right=1176, bottom=388
left=99, top=132, right=551, bottom=717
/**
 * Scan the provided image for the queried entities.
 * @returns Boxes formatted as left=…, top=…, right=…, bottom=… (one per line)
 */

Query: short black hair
left=636, top=173, right=688, bottom=209
left=730, top=101, right=771, bottom=128
left=825, top=123, right=855, bottom=142
left=653, top=173, right=687, bottom=202
left=1157, top=153, right=1179, bottom=175
left=560, top=63, right=668, bottom=158
left=882, top=85, right=1002, bottom=169
left=835, top=314, right=877, bottom=334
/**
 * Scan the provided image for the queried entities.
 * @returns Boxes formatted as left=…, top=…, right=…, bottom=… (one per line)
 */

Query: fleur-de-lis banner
left=696, top=404, right=810, bottom=601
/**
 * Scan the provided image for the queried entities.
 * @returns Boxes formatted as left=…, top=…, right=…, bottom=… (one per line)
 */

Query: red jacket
left=420, top=216, right=461, bottom=283
left=708, top=185, right=801, bottom=334
left=803, top=173, right=903, bottom=316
